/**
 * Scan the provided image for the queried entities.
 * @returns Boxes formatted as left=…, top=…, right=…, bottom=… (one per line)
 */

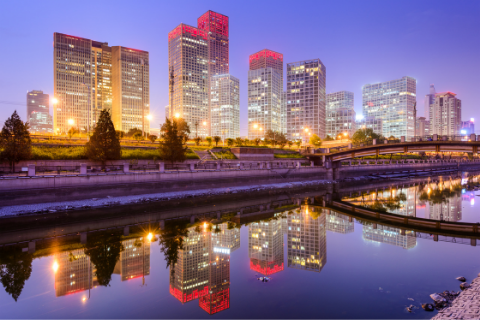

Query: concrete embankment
left=432, top=274, right=480, bottom=319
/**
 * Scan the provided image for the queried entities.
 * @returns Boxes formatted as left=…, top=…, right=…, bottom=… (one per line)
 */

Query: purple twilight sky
left=0, top=0, right=479, bottom=135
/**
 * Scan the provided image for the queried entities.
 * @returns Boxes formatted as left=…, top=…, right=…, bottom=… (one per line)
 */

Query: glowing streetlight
left=52, top=97, right=58, bottom=104
left=147, top=233, right=153, bottom=242
left=259, top=128, right=263, bottom=131
left=203, top=222, right=207, bottom=231
left=304, top=128, right=309, bottom=132
left=174, top=113, right=180, bottom=118
left=68, top=119, right=74, bottom=126
left=82, top=297, right=87, bottom=302
left=253, top=124, right=258, bottom=129
left=203, top=121, right=207, bottom=126
left=146, top=114, right=152, bottom=121
left=52, top=261, right=59, bottom=273
left=343, top=132, right=347, bottom=137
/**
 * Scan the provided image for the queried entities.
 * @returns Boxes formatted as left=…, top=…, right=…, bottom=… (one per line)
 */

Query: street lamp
left=68, top=119, right=75, bottom=126
left=174, top=113, right=180, bottom=119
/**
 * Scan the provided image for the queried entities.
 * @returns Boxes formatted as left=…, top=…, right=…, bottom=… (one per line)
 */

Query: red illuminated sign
left=249, top=49, right=283, bottom=64
left=249, top=260, right=284, bottom=275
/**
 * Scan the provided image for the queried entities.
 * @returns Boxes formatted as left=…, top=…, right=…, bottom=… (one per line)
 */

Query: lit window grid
left=248, top=220, right=283, bottom=266
left=211, top=74, right=240, bottom=139
left=326, top=108, right=356, bottom=139
left=27, top=90, right=53, bottom=133
left=247, top=68, right=282, bottom=140
left=286, top=59, right=327, bottom=141
left=168, top=26, right=210, bottom=138
left=363, top=224, right=416, bottom=249
left=362, top=76, right=416, bottom=139
left=429, top=93, right=461, bottom=136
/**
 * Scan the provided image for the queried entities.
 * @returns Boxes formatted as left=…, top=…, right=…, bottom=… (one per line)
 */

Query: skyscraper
left=281, top=91, right=287, bottom=134
left=416, top=116, right=430, bottom=136
left=326, top=211, right=354, bottom=234
left=429, top=92, right=461, bottom=136
left=197, top=11, right=229, bottom=76
left=249, top=49, right=283, bottom=82
left=362, top=76, right=416, bottom=139
left=210, top=74, right=240, bottom=139
left=53, top=33, right=149, bottom=134
left=326, top=91, right=355, bottom=139
left=286, top=59, right=327, bottom=141
left=247, top=68, right=283, bottom=139
left=461, top=119, right=475, bottom=135
left=355, top=116, right=383, bottom=134
left=27, top=90, right=53, bottom=133
left=424, top=84, right=436, bottom=120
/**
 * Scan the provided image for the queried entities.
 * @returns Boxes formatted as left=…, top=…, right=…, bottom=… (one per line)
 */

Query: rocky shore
left=432, top=274, right=480, bottom=320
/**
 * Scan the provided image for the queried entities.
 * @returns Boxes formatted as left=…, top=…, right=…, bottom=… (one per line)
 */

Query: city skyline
left=0, top=0, right=478, bottom=136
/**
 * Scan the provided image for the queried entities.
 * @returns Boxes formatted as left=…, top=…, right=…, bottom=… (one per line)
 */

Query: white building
left=210, top=74, right=240, bottom=139
left=429, top=92, right=461, bottom=136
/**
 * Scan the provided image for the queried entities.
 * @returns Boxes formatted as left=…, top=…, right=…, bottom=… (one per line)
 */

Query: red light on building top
left=250, top=260, right=284, bottom=275
left=168, top=24, right=208, bottom=42
left=199, top=288, right=230, bottom=314
left=197, top=11, right=229, bottom=37
left=169, top=285, right=209, bottom=303
left=249, top=49, right=283, bottom=64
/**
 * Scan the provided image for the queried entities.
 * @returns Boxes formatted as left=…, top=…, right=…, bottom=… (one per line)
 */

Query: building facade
left=249, top=49, right=283, bottom=82
left=424, top=84, right=436, bottom=120
left=286, top=59, right=327, bottom=142
left=416, top=116, right=430, bottom=136
left=247, top=68, right=283, bottom=139
left=362, top=76, right=416, bottom=139
left=355, top=116, right=383, bottom=135
left=326, top=91, right=355, bottom=139
left=461, top=119, right=475, bottom=135
left=210, top=74, right=239, bottom=139
left=281, top=91, right=287, bottom=134
left=53, top=33, right=149, bottom=135
left=27, top=90, right=53, bottom=133
left=429, top=92, right=461, bottom=136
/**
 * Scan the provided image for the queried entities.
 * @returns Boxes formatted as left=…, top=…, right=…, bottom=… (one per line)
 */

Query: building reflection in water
left=169, top=222, right=239, bottom=315
left=54, top=237, right=151, bottom=298
left=326, top=211, right=354, bottom=234
left=424, top=179, right=462, bottom=222
left=248, top=213, right=284, bottom=275
left=287, top=206, right=327, bottom=272
left=362, top=223, right=417, bottom=249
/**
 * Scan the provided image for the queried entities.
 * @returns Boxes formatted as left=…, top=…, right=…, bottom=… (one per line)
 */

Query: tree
left=67, top=127, right=78, bottom=139
left=226, top=138, right=234, bottom=147
left=324, top=135, right=334, bottom=141
left=287, top=140, right=294, bottom=149
left=159, top=220, right=189, bottom=270
left=205, top=136, right=212, bottom=147
left=84, top=232, right=123, bottom=287
left=309, top=134, right=322, bottom=147
left=126, top=128, right=142, bottom=138
left=0, top=111, right=31, bottom=173
left=193, top=137, right=202, bottom=146
left=158, top=118, right=188, bottom=163
left=295, top=140, right=302, bottom=148
left=133, top=131, right=143, bottom=141
left=351, top=128, right=382, bottom=145
left=253, top=138, right=261, bottom=146
left=116, top=130, right=125, bottom=139
left=172, top=118, right=190, bottom=144
left=85, top=110, right=121, bottom=166
left=261, top=139, right=270, bottom=147
left=0, top=247, right=33, bottom=302
left=234, top=137, right=243, bottom=146
left=244, top=138, right=250, bottom=146
left=148, top=135, right=157, bottom=143
left=213, top=136, right=221, bottom=147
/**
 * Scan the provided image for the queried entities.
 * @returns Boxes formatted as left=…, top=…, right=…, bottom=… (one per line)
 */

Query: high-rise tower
left=429, top=92, right=461, bottom=136
left=27, top=90, right=53, bottom=133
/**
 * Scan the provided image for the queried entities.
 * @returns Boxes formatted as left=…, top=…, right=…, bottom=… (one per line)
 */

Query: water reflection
left=0, top=247, right=33, bottom=301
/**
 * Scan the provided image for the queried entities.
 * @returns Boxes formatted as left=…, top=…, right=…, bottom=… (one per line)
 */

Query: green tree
left=226, top=138, right=234, bottom=147
left=309, top=134, right=322, bottom=147
left=85, top=109, right=121, bottom=166
left=295, top=140, right=302, bottom=148
left=67, top=127, right=78, bottom=139
left=351, top=128, right=382, bottom=145
left=193, top=137, right=202, bottom=146
left=287, top=140, right=294, bottom=149
left=126, top=128, right=142, bottom=138
left=0, top=111, right=31, bottom=172
left=148, top=134, right=157, bottom=143
left=253, top=138, right=261, bottom=146
left=159, top=220, right=189, bottom=270
left=174, top=118, right=191, bottom=144
left=323, top=135, right=334, bottom=141
left=205, top=136, right=212, bottom=147
left=0, top=247, right=33, bottom=302
left=116, top=130, right=125, bottom=139
left=244, top=138, right=250, bottom=146
left=213, top=136, right=221, bottom=147
left=84, top=232, right=123, bottom=287
left=234, top=137, right=243, bottom=146
left=261, top=139, right=269, bottom=147
left=159, top=118, right=188, bottom=163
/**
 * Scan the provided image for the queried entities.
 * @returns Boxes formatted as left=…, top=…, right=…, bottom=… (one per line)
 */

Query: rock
left=422, top=303, right=434, bottom=312
left=456, top=276, right=466, bottom=282
left=406, top=306, right=413, bottom=313
left=430, top=293, right=446, bottom=303
left=408, top=298, right=414, bottom=301
left=460, top=282, right=471, bottom=290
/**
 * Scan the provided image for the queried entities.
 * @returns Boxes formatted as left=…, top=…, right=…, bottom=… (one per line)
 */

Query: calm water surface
left=0, top=177, right=479, bottom=319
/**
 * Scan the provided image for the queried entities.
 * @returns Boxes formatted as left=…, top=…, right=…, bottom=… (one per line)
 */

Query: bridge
left=322, top=134, right=480, bottom=162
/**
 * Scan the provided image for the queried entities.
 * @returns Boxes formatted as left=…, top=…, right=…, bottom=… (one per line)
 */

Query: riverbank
left=432, top=274, right=480, bottom=319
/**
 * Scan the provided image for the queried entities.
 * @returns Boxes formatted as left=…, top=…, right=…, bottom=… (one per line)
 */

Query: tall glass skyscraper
left=210, top=74, right=240, bottom=139
left=27, top=90, right=53, bottom=133
left=326, top=91, right=355, bottom=139
left=286, top=59, right=326, bottom=141
left=362, top=76, right=416, bottom=139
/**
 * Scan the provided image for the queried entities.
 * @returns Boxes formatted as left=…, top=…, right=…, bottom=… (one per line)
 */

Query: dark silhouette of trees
left=0, top=247, right=33, bottom=302
left=158, top=221, right=189, bottom=270
left=0, top=111, right=31, bottom=172
left=159, top=118, right=188, bottom=163
left=213, top=136, right=221, bottom=147
left=85, top=109, right=121, bottom=165
left=126, top=128, right=142, bottom=138
left=84, top=232, right=123, bottom=287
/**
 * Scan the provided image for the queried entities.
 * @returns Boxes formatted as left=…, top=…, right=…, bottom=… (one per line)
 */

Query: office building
left=429, top=92, right=461, bottom=136
left=286, top=59, right=327, bottom=141
left=461, top=119, right=475, bottom=135
left=113, top=238, right=150, bottom=282
left=424, top=84, right=436, bottom=119
left=249, top=49, right=283, bottom=82
left=416, top=116, right=430, bottom=136
left=326, top=211, right=354, bottom=234
left=281, top=91, right=287, bottom=134
left=27, top=90, right=53, bottom=133
left=248, top=215, right=284, bottom=275
left=363, top=224, right=416, bottom=249
left=326, top=91, right=355, bottom=139
left=198, top=11, right=229, bottom=77
left=54, top=249, right=93, bottom=297
left=211, top=74, right=240, bottom=139
left=355, top=116, right=383, bottom=134
left=53, top=33, right=149, bottom=134
left=287, top=205, right=327, bottom=272
left=247, top=68, right=283, bottom=139
left=362, top=76, right=416, bottom=139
